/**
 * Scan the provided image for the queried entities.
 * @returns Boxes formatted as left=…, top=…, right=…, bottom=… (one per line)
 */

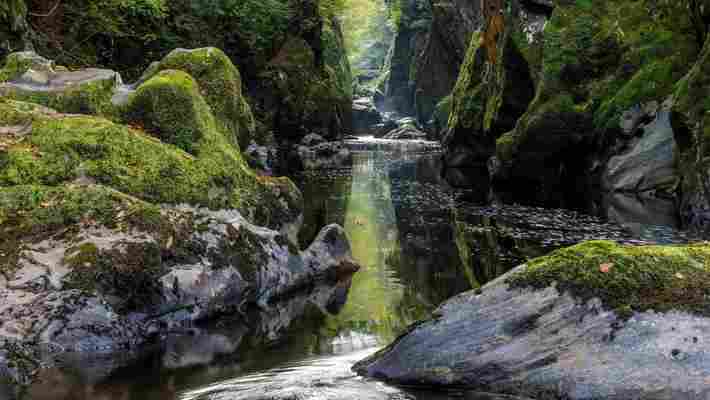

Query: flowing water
left=18, top=137, right=703, bottom=400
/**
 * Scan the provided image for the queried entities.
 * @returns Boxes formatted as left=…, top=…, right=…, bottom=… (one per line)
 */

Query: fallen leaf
left=599, top=263, right=613, bottom=273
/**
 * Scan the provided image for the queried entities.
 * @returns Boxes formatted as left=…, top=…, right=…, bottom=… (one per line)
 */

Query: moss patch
left=0, top=98, right=301, bottom=230
left=507, top=241, right=710, bottom=317
left=0, top=52, right=38, bottom=83
left=0, top=184, right=165, bottom=278
left=143, top=48, right=256, bottom=150
left=123, top=69, right=212, bottom=154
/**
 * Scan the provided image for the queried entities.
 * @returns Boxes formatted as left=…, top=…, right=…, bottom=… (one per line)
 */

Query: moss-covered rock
left=253, top=16, right=353, bottom=142
left=443, top=13, right=536, bottom=168
left=124, top=69, right=213, bottom=154
left=140, top=48, right=256, bottom=150
left=0, top=95, right=300, bottom=234
left=508, top=240, right=710, bottom=317
left=489, top=0, right=699, bottom=196
left=0, top=52, right=119, bottom=116
left=355, top=239, right=710, bottom=397
left=0, top=51, right=46, bottom=82
left=5, top=0, right=352, bottom=153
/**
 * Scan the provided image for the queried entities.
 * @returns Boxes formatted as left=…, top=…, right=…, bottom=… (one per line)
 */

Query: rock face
left=381, top=0, right=432, bottom=116
left=443, top=0, right=543, bottom=170
left=603, top=101, right=677, bottom=194
left=441, top=0, right=705, bottom=208
left=412, top=0, right=483, bottom=126
left=672, top=30, right=710, bottom=233
left=355, top=241, right=710, bottom=399
left=251, top=13, right=354, bottom=144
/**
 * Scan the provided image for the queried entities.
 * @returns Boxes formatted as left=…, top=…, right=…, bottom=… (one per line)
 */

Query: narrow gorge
left=3, top=0, right=710, bottom=399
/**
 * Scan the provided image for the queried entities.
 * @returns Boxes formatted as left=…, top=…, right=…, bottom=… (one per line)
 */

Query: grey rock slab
left=354, top=265, right=710, bottom=399
left=604, top=108, right=677, bottom=193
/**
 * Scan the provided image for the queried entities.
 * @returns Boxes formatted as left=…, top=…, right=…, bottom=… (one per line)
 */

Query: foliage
left=388, top=0, right=402, bottom=31
left=0, top=0, right=27, bottom=31
left=188, top=0, right=290, bottom=51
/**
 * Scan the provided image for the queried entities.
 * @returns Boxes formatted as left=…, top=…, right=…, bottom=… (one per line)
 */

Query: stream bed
left=16, top=138, right=704, bottom=400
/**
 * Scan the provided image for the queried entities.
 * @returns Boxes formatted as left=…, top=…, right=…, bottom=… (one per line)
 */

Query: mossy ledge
left=507, top=240, right=710, bottom=318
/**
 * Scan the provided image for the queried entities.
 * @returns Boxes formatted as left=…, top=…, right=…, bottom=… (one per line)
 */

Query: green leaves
left=0, top=0, right=27, bottom=31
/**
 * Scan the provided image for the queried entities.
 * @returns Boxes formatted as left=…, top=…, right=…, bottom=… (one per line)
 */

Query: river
left=17, top=137, right=701, bottom=400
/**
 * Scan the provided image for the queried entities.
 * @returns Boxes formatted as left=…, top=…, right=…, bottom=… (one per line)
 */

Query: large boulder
left=356, top=240, right=710, bottom=398
left=136, top=47, right=256, bottom=150
left=0, top=50, right=303, bottom=234
left=0, top=184, right=358, bottom=389
left=0, top=50, right=360, bottom=392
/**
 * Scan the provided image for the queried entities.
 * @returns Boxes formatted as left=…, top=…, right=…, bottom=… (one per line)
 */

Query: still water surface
left=19, top=138, right=701, bottom=400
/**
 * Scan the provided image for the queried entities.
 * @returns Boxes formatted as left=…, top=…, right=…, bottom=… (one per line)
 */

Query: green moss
left=433, top=94, right=452, bottom=127
left=1, top=98, right=265, bottom=212
left=124, top=70, right=211, bottom=154
left=495, top=131, right=516, bottom=162
left=448, top=31, right=484, bottom=131
left=535, top=0, right=698, bottom=128
left=0, top=184, right=164, bottom=276
left=0, top=51, right=36, bottom=82
left=507, top=240, right=710, bottom=317
left=143, top=48, right=256, bottom=150
left=63, top=242, right=100, bottom=269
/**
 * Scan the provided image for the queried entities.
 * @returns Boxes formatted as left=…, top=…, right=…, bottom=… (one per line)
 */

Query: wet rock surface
left=354, top=264, right=710, bottom=399
left=603, top=101, right=677, bottom=194
left=353, top=97, right=383, bottom=135
left=290, top=136, right=353, bottom=170
left=382, top=126, right=428, bottom=141
left=0, top=205, right=358, bottom=392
